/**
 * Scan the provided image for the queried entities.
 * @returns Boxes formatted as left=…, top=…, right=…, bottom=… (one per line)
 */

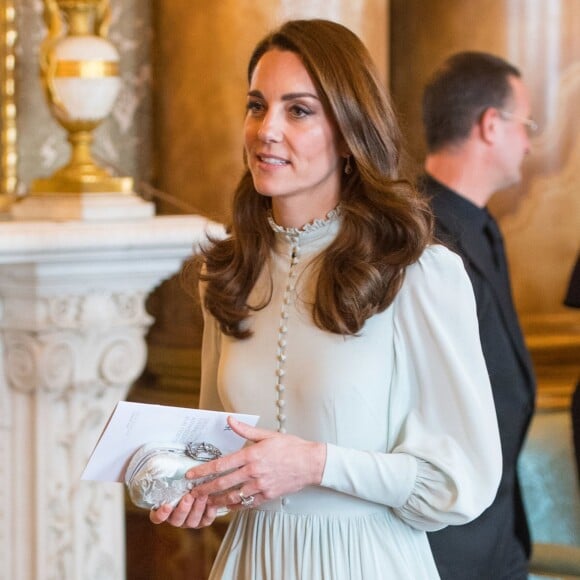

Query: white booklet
left=81, top=401, right=259, bottom=482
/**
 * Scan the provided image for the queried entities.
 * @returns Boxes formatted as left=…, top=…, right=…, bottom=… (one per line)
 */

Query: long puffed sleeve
left=321, top=245, right=502, bottom=531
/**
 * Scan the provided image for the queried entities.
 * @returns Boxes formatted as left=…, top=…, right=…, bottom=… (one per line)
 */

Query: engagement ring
left=239, top=491, right=255, bottom=508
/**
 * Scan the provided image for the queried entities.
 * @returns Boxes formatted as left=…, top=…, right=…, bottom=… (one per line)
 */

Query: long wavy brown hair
left=192, top=19, right=433, bottom=339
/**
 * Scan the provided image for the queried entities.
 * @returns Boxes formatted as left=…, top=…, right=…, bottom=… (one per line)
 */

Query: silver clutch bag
left=124, top=441, right=229, bottom=514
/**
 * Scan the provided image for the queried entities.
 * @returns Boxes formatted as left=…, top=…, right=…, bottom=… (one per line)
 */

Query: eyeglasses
left=498, top=110, right=539, bottom=134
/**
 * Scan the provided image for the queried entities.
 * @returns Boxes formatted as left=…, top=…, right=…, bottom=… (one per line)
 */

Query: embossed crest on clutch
left=124, top=441, right=228, bottom=514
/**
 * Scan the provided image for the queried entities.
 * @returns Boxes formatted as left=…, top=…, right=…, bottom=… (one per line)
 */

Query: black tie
left=483, top=211, right=518, bottom=309
left=483, top=212, right=505, bottom=272
left=482, top=211, right=535, bottom=381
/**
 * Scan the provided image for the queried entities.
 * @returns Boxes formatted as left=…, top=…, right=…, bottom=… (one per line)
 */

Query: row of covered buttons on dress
left=274, top=235, right=300, bottom=434
left=276, top=235, right=300, bottom=511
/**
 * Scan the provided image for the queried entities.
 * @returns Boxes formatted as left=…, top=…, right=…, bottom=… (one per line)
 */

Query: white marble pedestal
left=0, top=215, right=222, bottom=580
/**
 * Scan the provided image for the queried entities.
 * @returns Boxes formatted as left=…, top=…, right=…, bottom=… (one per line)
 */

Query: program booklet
left=81, top=401, right=259, bottom=482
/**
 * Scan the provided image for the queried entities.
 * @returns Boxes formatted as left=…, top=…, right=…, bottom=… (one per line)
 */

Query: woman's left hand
left=184, top=416, right=327, bottom=509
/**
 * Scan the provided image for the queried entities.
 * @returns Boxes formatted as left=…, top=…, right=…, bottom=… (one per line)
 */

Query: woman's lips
left=256, top=153, right=290, bottom=167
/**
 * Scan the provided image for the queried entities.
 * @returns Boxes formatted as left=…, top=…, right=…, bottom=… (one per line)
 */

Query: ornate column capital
left=1, top=290, right=152, bottom=395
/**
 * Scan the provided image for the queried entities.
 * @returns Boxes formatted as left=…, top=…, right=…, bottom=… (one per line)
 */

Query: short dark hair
left=422, top=51, right=521, bottom=152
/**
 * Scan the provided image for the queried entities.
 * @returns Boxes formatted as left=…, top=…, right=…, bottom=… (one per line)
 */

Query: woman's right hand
left=149, top=493, right=219, bottom=529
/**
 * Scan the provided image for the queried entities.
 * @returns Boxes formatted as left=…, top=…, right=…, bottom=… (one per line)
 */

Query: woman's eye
left=246, top=100, right=264, bottom=115
left=290, top=105, right=311, bottom=118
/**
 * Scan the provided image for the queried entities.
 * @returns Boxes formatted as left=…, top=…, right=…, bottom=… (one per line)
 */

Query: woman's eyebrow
left=247, top=89, right=320, bottom=101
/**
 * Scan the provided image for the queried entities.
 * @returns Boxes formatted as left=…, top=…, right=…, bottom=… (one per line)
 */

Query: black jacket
left=423, top=174, right=536, bottom=580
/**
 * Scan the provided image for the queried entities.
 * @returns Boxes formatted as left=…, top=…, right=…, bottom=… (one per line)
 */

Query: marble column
left=0, top=215, right=221, bottom=580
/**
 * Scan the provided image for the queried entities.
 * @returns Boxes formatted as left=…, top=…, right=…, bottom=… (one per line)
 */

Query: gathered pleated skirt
left=208, top=487, right=440, bottom=580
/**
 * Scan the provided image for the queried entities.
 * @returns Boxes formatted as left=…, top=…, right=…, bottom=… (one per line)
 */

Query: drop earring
left=344, top=155, right=352, bottom=175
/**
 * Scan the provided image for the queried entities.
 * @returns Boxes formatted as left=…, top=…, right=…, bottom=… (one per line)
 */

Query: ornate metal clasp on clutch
left=185, top=441, right=222, bottom=462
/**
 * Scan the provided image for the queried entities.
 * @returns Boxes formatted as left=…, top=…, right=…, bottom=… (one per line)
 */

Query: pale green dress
left=199, top=211, right=501, bottom=580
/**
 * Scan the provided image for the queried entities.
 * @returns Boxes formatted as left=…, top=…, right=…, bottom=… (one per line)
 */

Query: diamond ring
left=239, top=491, right=255, bottom=508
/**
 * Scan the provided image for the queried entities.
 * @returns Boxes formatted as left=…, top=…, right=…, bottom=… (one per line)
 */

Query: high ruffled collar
left=267, top=205, right=342, bottom=238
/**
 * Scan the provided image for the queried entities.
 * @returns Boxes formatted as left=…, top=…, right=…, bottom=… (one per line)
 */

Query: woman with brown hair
left=151, top=19, right=501, bottom=579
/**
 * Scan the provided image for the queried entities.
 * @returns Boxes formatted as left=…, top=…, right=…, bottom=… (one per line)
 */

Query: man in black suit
left=420, top=52, right=537, bottom=580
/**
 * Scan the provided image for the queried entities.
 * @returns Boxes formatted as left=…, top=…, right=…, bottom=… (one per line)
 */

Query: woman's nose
left=257, top=112, right=282, bottom=143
